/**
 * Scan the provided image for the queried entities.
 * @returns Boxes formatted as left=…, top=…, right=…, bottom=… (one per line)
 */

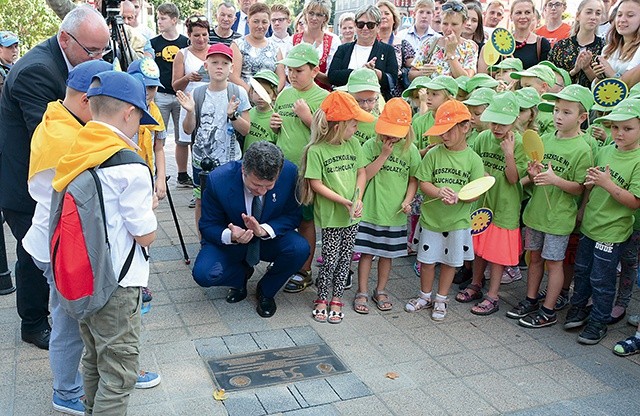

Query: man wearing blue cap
left=0, top=31, right=18, bottom=93
left=51, top=70, right=158, bottom=415
left=0, top=5, right=109, bottom=351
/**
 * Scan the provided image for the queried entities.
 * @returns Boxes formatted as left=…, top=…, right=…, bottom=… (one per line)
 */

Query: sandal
left=613, top=336, right=640, bottom=356
left=284, top=270, right=313, bottom=293
left=405, top=292, right=433, bottom=313
left=328, top=300, right=344, bottom=324
left=312, top=299, right=328, bottom=323
left=455, top=284, right=483, bottom=303
left=353, top=292, right=370, bottom=314
left=372, top=290, right=393, bottom=311
left=471, top=296, right=499, bottom=316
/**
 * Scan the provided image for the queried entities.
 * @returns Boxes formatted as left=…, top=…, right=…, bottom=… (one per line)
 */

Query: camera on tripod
left=101, top=0, right=134, bottom=69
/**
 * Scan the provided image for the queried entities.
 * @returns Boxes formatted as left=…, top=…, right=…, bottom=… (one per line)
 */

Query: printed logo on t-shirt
left=324, top=154, right=357, bottom=174
left=159, top=45, right=180, bottom=63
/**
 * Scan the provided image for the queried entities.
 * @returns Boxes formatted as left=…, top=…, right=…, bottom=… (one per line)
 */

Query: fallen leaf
left=213, top=388, right=228, bottom=401
left=385, top=372, right=399, bottom=380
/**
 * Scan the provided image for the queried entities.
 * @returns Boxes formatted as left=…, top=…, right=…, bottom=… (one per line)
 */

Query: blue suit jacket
left=199, top=160, right=302, bottom=246
left=231, top=10, right=273, bottom=37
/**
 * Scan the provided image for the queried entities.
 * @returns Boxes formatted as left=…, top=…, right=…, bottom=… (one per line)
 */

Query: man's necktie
left=245, top=196, right=263, bottom=266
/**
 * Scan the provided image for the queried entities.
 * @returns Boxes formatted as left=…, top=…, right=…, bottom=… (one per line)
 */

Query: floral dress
left=393, top=39, right=415, bottom=97
left=549, top=35, right=604, bottom=88
left=412, top=35, right=478, bottom=77
left=234, top=37, right=280, bottom=84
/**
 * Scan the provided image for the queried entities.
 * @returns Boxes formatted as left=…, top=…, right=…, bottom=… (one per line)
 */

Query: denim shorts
left=524, top=227, right=570, bottom=262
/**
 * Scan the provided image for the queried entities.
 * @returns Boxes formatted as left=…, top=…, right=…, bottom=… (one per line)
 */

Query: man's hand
left=241, top=213, right=266, bottom=237
left=228, top=223, right=254, bottom=244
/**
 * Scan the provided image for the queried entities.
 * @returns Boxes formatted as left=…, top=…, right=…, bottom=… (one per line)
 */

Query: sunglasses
left=355, top=21, right=378, bottom=29
left=441, top=2, right=466, bottom=13
left=187, top=15, right=208, bottom=23
left=66, top=31, right=112, bottom=58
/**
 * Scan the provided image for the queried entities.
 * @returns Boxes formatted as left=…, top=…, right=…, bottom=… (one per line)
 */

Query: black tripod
left=102, top=2, right=134, bottom=70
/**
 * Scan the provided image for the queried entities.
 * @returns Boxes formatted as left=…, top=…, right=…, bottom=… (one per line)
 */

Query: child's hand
left=227, top=95, right=240, bottom=116
left=438, top=187, right=457, bottom=205
left=352, top=200, right=363, bottom=218
left=186, top=71, right=202, bottom=83
left=500, top=131, right=515, bottom=156
left=154, top=179, right=166, bottom=201
left=585, top=165, right=611, bottom=187
left=591, top=126, right=607, bottom=142
left=534, top=163, right=558, bottom=186
left=270, top=112, right=282, bottom=131
left=292, top=99, right=311, bottom=119
left=381, top=139, right=394, bottom=158
left=527, top=160, right=543, bottom=178
left=418, top=88, right=428, bottom=102
left=152, top=193, right=159, bottom=210
left=176, top=90, right=195, bottom=113
left=400, top=201, right=412, bottom=214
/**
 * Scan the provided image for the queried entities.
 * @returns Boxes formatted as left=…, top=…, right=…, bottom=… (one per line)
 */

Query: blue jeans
left=615, top=230, right=640, bottom=308
left=33, top=259, right=84, bottom=401
left=570, top=234, right=626, bottom=324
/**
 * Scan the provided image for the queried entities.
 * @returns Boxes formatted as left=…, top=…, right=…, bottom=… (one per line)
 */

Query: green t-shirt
left=467, top=128, right=481, bottom=148
left=274, top=84, right=329, bottom=166
left=634, top=209, right=640, bottom=231
left=243, top=107, right=274, bottom=153
left=536, top=111, right=555, bottom=136
left=412, top=111, right=435, bottom=150
left=522, top=132, right=592, bottom=235
left=304, top=137, right=366, bottom=228
left=354, top=119, right=377, bottom=145
left=415, top=144, right=485, bottom=232
left=585, top=123, right=613, bottom=148
left=361, top=139, right=421, bottom=226
left=472, top=131, right=528, bottom=230
left=581, top=146, right=640, bottom=243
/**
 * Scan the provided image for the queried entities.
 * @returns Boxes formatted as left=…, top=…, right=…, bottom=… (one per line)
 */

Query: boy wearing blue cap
left=52, top=70, right=159, bottom=415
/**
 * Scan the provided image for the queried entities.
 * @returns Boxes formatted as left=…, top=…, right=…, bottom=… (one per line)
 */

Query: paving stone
left=324, top=373, right=371, bottom=400
left=223, top=333, right=260, bottom=354
left=283, top=404, right=340, bottom=416
left=171, top=396, right=228, bottom=416
left=194, top=337, right=229, bottom=358
left=425, top=376, right=498, bottom=415
left=255, top=385, right=301, bottom=413
left=223, top=391, right=266, bottom=416
left=379, top=387, right=445, bottom=414
left=293, top=378, right=340, bottom=406
left=284, top=326, right=323, bottom=346
left=462, top=372, right=539, bottom=413
left=332, top=395, right=389, bottom=416
left=251, top=329, right=296, bottom=350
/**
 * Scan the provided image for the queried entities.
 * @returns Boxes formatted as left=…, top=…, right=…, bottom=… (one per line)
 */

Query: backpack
left=49, top=149, right=151, bottom=320
left=191, top=82, right=245, bottom=150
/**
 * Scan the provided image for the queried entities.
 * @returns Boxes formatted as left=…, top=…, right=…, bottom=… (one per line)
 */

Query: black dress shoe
left=21, top=328, right=51, bottom=350
left=226, top=287, right=247, bottom=303
left=257, top=295, right=277, bottom=318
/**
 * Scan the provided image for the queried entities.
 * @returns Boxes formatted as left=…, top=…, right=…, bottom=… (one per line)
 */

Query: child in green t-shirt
left=462, top=87, right=496, bottom=147
left=487, top=57, right=523, bottom=89
left=352, top=98, right=421, bottom=314
left=510, top=65, right=556, bottom=136
left=407, top=100, right=485, bottom=322
left=568, top=99, right=640, bottom=347
left=342, top=67, right=381, bottom=145
left=270, top=43, right=329, bottom=294
left=300, top=91, right=372, bottom=324
left=513, top=87, right=540, bottom=133
left=509, top=85, right=594, bottom=329
left=244, top=70, right=278, bottom=152
left=455, top=92, right=528, bottom=316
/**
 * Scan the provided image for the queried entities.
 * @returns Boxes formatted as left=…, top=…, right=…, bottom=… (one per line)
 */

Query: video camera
left=100, top=0, right=134, bottom=69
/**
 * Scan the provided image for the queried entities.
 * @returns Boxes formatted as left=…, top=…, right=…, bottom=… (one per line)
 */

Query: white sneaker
left=431, top=298, right=448, bottom=321
left=501, top=266, right=523, bottom=284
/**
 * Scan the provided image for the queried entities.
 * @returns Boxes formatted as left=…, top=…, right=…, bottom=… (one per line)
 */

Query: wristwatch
left=228, top=111, right=239, bottom=121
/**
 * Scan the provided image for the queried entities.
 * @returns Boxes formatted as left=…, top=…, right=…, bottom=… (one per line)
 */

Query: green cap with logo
left=594, top=98, right=640, bottom=123
left=488, top=57, right=523, bottom=73
left=345, top=67, right=380, bottom=93
left=628, top=83, right=640, bottom=99
left=510, top=64, right=556, bottom=87
left=465, top=73, right=500, bottom=93
left=253, top=69, right=280, bottom=89
left=278, top=43, right=319, bottom=67
left=538, top=84, right=594, bottom=113
left=401, top=75, right=431, bottom=98
left=463, top=87, right=496, bottom=106
left=515, top=87, right=541, bottom=109
left=455, top=75, right=470, bottom=93
left=423, top=75, right=459, bottom=97
left=538, top=61, right=571, bottom=88
left=480, top=91, right=519, bottom=125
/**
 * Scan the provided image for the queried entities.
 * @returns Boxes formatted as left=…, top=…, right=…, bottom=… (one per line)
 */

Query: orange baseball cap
left=375, top=98, right=412, bottom=138
left=320, top=91, right=375, bottom=123
left=424, top=100, right=471, bottom=136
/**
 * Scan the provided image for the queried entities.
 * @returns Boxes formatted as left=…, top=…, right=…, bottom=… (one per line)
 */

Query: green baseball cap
left=538, top=61, right=572, bottom=88
left=278, top=43, right=319, bottom=68
left=594, top=98, right=640, bottom=123
left=488, top=57, right=523, bottom=73
left=463, top=87, right=496, bottom=107
left=591, top=102, right=614, bottom=112
left=401, top=76, right=430, bottom=98
left=346, top=67, right=380, bottom=93
left=423, top=75, right=459, bottom=97
left=455, top=76, right=470, bottom=92
left=465, top=73, right=500, bottom=93
left=538, top=84, right=594, bottom=113
left=510, top=65, right=556, bottom=87
left=628, top=83, right=640, bottom=99
left=514, top=87, right=541, bottom=109
left=253, top=69, right=279, bottom=88
left=480, top=91, right=519, bottom=125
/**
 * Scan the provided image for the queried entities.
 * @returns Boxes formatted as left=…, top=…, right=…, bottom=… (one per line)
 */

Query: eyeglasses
left=546, top=2, right=565, bottom=8
left=66, top=32, right=111, bottom=58
left=187, top=15, right=208, bottom=23
left=441, top=2, right=466, bottom=13
left=307, top=11, right=327, bottom=19
left=355, top=21, right=378, bottom=29
left=356, top=97, right=378, bottom=106
left=271, top=17, right=288, bottom=24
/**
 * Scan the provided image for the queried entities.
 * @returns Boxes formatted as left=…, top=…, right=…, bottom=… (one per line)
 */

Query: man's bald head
left=121, top=0, right=138, bottom=26
left=58, top=6, right=111, bottom=67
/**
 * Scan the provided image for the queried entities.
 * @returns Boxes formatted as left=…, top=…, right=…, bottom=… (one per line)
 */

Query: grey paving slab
left=255, top=385, right=302, bottom=413
left=171, top=397, right=228, bottom=416
left=324, top=373, right=371, bottom=400
left=424, top=376, right=498, bottom=415
left=194, top=336, right=230, bottom=358
left=332, top=395, right=391, bottom=416
left=251, top=329, right=297, bottom=350
left=222, top=391, right=266, bottom=416
left=462, top=372, right=538, bottom=413
left=293, top=378, right=341, bottom=406
left=283, top=404, right=340, bottom=416
left=222, top=333, right=261, bottom=355
left=379, top=387, right=445, bottom=415
left=284, top=326, right=324, bottom=346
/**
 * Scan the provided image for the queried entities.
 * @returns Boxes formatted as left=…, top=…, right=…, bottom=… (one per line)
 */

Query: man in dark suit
left=231, top=0, right=273, bottom=37
left=192, top=142, right=309, bottom=318
left=0, top=5, right=110, bottom=349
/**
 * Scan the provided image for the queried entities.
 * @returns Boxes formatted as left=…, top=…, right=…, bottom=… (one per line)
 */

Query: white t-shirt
left=607, top=47, right=640, bottom=76
left=348, top=44, right=373, bottom=69
left=23, top=169, right=55, bottom=263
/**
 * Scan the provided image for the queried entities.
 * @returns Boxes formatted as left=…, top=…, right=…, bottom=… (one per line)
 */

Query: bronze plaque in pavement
left=207, top=343, right=349, bottom=391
